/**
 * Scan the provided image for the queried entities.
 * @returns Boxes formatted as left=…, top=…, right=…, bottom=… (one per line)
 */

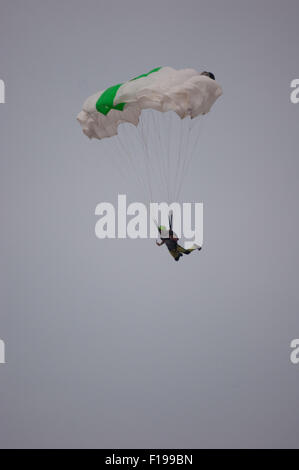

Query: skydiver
left=155, top=214, right=201, bottom=262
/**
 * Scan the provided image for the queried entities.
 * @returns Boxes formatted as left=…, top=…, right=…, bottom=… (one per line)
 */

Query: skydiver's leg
left=177, top=244, right=192, bottom=254
left=168, top=247, right=182, bottom=261
left=177, top=244, right=202, bottom=255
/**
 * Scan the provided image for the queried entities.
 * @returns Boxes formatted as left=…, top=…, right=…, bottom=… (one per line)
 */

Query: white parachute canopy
left=77, top=66, right=222, bottom=201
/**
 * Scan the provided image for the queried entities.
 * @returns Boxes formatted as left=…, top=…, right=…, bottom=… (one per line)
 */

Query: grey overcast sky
left=0, top=0, right=299, bottom=448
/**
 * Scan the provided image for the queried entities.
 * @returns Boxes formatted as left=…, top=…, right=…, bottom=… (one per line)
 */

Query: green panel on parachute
left=95, top=84, right=125, bottom=115
left=130, top=66, right=162, bottom=81
left=96, top=67, right=162, bottom=115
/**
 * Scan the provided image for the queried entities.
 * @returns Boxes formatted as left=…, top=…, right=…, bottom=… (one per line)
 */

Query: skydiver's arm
left=156, top=240, right=165, bottom=246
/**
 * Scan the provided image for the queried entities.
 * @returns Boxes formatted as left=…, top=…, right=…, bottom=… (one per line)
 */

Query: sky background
left=0, top=0, right=299, bottom=448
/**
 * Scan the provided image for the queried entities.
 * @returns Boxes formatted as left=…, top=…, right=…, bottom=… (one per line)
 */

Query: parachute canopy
left=77, top=66, right=222, bottom=140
